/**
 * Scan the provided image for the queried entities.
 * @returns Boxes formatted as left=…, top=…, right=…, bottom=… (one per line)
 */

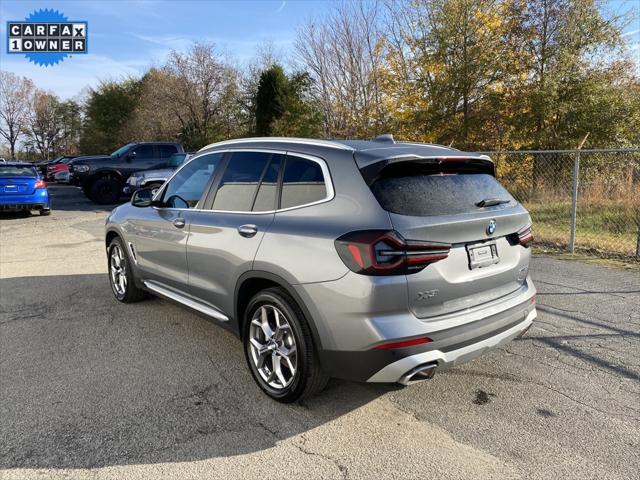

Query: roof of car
left=1, top=161, right=37, bottom=167
left=199, top=136, right=490, bottom=168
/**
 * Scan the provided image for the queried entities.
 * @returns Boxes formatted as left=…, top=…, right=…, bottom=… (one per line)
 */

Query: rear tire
left=91, top=177, right=121, bottom=205
left=243, top=287, right=328, bottom=403
left=108, top=237, right=146, bottom=303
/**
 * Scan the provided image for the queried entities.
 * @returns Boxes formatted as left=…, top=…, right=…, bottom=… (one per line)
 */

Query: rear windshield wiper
left=475, top=198, right=511, bottom=207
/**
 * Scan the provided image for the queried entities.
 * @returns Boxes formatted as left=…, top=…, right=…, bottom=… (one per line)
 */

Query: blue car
left=0, top=162, right=51, bottom=215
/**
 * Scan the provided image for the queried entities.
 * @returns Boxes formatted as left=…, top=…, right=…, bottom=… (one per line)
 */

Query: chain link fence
left=482, top=149, right=640, bottom=262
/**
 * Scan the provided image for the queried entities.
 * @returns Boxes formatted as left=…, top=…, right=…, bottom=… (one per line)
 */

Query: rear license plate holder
left=467, top=241, right=499, bottom=269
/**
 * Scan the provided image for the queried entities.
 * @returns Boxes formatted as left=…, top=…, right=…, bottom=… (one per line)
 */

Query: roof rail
left=199, top=137, right=354, bottom=152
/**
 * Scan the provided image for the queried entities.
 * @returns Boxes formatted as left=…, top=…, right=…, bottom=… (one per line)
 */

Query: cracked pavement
left=1, top=185, right=639, bottom=479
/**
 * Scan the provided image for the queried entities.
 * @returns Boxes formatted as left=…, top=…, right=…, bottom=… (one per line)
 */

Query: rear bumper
left=367, top=308, right=535, bottom=383
left=0, top=190, right=50, bottom=210
left=297, top=272, right=536, bottom=383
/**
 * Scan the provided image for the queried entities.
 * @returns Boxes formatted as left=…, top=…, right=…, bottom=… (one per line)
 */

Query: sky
left=0, top=0, right=638, bottom=100
left=0, top=0, right=337, bottom=98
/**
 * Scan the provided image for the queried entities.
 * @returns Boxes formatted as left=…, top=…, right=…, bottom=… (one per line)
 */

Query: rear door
left=0, top=165, right=37, bottom=196
left=365, top=157, right=532, bottom=319
left=187, top=150, right=283, bottom=317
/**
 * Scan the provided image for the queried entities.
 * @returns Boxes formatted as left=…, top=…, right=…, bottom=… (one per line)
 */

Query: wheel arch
left=234, top=271, right=324, bottom=352
left=105, top=228, right=120, bottom=250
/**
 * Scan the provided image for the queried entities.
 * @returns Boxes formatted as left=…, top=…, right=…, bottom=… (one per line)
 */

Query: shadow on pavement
left=46, top=185, right=123, bottom=212
left=0, top=273, right=392, bottom=470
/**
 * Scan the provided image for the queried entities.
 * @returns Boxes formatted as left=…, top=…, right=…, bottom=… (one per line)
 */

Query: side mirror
left=131, top=188, right=155, bottom=207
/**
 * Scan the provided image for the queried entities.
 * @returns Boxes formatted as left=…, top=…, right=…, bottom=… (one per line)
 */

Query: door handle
left=173, top=217, right=186, bottom=229
left=238, top=224, right=258, bottom=238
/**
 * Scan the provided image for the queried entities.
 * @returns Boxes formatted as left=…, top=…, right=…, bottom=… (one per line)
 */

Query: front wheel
left=243, top=288, right=328, bottom=403
left=108, top=237, right=146, bottom=303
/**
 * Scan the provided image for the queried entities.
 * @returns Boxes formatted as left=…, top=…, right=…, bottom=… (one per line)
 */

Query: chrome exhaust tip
left=398, top=363, right=437, bottom=386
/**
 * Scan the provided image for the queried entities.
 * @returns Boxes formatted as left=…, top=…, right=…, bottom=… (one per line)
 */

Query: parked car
left=70, top=142, right=185, bottom=204
left=104, top=136, right=536, bottom=402
left=123, top=152, right=192, bottom=196
left=35, top=155, right=75, bottom=177
left=46, top=156, right=77, bottom=180
left=53, top=170, right=71, bottom=183
left=0, top=162, right=51, bottom=215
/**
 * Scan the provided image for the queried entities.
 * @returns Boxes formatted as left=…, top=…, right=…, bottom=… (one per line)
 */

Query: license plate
left=467, top=242, right=499, bottom=269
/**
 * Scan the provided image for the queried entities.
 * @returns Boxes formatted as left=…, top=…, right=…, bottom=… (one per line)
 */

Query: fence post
left=636, top=223, right=640, bottom=260
left=569, top=134, right=590, bottom=254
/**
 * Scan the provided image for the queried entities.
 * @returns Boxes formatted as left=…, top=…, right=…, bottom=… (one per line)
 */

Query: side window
left=159, top=145, right=178, bottom=159
left=253, top=154, right=283, bottom=212
left=132, top=145, right=154, bottom=159
left=211, top=151, right=271, bottom=211
left=280, top=156, right=327, bottom=209
left=161, top=153, right=222, bottom=208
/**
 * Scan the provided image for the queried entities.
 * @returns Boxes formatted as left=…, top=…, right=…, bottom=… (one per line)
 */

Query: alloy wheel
left=248, top=304, right=298, bottom=390
left=110, top=244, right=127, bottom=296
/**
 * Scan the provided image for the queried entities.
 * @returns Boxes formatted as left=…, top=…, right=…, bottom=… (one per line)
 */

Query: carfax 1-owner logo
left=7, top=9, right=87, bottom=66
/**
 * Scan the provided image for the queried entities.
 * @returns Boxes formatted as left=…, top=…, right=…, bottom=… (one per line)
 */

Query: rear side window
left=371, top=172, right=515, bottom=216
left=0, top=165, right=37, bottom=177
left=281, top=156, right=327, bottom=209
left=212, top=151, right=271, bottom=211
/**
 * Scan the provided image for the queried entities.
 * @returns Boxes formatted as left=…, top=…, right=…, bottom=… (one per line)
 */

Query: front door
left=129, top=152, right=224, bottom=294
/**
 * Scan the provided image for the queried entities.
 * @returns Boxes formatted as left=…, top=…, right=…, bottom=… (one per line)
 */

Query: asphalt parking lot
left=1, top=185, right=639, bottom=480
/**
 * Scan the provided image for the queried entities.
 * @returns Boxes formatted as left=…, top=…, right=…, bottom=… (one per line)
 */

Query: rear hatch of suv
left=357, top=151, right=532, bottom=320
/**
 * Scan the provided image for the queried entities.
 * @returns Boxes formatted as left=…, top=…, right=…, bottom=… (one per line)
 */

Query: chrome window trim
left=153, top=149, right=335, bottom=215
left=199, top=137, right=353, bottom=152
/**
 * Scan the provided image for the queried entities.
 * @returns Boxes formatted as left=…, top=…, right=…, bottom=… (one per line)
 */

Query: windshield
left=111, top=143, right=135, bottom=157
left=0, top=165, right=37, bottom=177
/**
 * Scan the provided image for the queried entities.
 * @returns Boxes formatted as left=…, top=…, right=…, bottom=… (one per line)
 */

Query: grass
left=524, top=200, right=639, bottom=260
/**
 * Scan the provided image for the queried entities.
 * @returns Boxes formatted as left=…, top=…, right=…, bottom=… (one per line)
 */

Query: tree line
left=1, top=0, right=638, bottom=161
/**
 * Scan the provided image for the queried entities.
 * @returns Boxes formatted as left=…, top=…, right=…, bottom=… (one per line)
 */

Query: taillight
left=34, top=179, right=46, bottom=189
left=516, top=225, right=533, bottom=246
left=335, top=230, right=451, bottom=276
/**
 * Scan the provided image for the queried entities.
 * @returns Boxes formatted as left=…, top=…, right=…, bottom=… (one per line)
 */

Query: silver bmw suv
left=105, top=136, right=536, bottom=402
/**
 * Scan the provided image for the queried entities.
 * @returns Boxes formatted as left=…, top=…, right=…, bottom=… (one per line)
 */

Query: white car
left=54, top=170, right=71, bottom=183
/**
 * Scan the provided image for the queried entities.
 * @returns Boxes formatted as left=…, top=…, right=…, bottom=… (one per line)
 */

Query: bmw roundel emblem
left=487, top=219, right=496, bottom=235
